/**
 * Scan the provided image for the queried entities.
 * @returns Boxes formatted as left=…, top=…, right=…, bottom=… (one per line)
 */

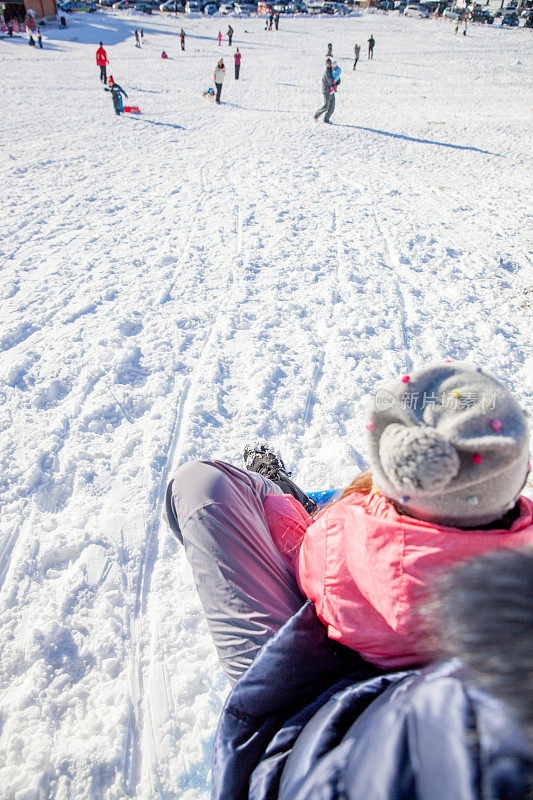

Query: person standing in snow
left=217, top=30, right=222, bottom=46
left=353, top=43, right=360, bottom=70
left=314, top=57, right=339, bottom=124
left=227, top=24, right=233, bottom=46
left=96, top=42, right=109, bottom=84
left=37, top=29, right=42, bottom=47
left=134, top=29, right=141, bottom=47
left=234, top=47, right=241, bottom=79
left=180, top=28, right=185, bottom=50
left=274, top=12, right=279, bottom=29
left=268, top=12, right=273, bottom=29
left=105, top=75, right=128, bottom=115
left=214, top=58, right=225, bottom=104
left=140, top=27, right=144, bottom=39
left=327, top=42, right=333, bottom=56
left=368, top=34, right=375, bottom=59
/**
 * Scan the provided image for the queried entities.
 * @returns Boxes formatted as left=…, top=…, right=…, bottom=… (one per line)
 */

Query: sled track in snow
left=133, top=119, right=270, bottom=794
left=371, top=209, right=413, bottom=374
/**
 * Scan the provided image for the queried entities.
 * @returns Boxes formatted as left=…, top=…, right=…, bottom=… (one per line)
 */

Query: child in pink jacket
left=166, top=362, right=531, bottom=681
left=262, top=362, right=532, bottom=669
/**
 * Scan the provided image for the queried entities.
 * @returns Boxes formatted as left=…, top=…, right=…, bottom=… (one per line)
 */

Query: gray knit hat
left=366, top=363, right=530, bottom=527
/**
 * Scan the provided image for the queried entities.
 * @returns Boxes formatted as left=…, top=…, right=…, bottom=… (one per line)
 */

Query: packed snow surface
left=1, top=7, right=532, bottom=798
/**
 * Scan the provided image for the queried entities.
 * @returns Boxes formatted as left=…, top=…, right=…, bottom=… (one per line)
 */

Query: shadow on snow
left=334, top=123, right=498, bottom=154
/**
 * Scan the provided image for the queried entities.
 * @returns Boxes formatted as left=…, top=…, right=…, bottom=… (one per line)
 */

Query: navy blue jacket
left=212, top=603, right=532, bottom=800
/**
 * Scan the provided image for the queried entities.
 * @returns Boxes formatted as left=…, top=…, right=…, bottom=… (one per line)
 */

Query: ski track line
left=137, top=263, right=236, bottom=797
left=303, top=205, right=349, bottom=430
left=115, top=164, right=215, bottom=796
left=371, top=208, right=412, bottom=374
left=134, top=143, right=254, bottom=794
left=132, top=83, right=297, bottom=796
left=158, top=165, right=209, bottom=306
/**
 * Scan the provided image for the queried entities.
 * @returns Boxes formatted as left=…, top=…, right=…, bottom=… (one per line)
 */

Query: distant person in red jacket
left=234, top=47, right=241, bottom=79
left=96, top=42, right=109, bottom=84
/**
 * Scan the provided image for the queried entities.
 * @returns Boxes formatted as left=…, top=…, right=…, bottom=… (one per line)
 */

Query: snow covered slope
left=0, top=9, right=532, bottom=798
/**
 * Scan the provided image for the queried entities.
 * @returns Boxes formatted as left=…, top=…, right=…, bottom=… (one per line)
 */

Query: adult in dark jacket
left=227, top=24, right=233, bottom=45
left=180, top=28, right=185, bottom=50
left=166, top=456, right=533, bottom=800
left=368, top=34, right=375, bottom=58
left=314, top=58, right=339, bottom=124
left=212, top=599, right=532, bottom=800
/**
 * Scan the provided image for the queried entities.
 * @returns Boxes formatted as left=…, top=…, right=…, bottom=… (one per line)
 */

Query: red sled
left=124, top=106, right=141, bottom=114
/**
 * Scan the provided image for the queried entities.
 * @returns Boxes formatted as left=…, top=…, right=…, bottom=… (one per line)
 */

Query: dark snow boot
left=243, top=444, right=317, bottom=515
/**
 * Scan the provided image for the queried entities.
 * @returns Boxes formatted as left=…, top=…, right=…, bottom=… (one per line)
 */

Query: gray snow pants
left=168, top=460, right=305, bottom=684
left=314, top=92, right=335, bottom=122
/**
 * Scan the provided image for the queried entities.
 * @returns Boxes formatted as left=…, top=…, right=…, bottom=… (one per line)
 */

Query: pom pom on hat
left=379, top=424, right=460, bottom=492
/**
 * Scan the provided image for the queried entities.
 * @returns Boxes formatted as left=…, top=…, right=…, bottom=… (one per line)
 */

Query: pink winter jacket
left=263, top=490, right=533, bottom=669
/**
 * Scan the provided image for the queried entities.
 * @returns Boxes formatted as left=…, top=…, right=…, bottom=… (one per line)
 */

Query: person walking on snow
left=96, top=42, right=109, bottom=84
left=105, top=75, right=128, bottom=115
left=353, top=43, right=360, bottom=69
left=134, top=29, right=141, bottom=47
left=214, top=58, right=225, bottom=104
left=234, top=47, right=241, bottom=79
left=140, top=27, right=143, bottom=39
left=368, top=34, right=375, bottom=59
left=274, top=12, right=279, bottom=29
left=180, top=28, right=185, bottom=50
left=217, top=30, right=222, bottom=46
left=37, top=29, right=42, bottom=47
left=227, top=24, right=233, bottom=45
left=327, top=42, right=333, bottom=56
left=314, top=57, right=340, bottom=124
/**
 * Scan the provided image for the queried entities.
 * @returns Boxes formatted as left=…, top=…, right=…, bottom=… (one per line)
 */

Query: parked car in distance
left=442, top=5, right=462, bottom=18
left=501, top=10, right=519, bottom=23
left=113, top=0, right=136, bottom=8
left=60, top=0, right=98, bottom=9
left=234, top=1, right=256, bottom=12
left=470, top=7, right=493, bottom=22
left=203, top=2, right=217, bottom=11
left=404, top=3, right=429, bottom=15
left=320, top=1, right=347, bottom=12
left=159, top=0, right=184, bottom=8
left=98, top=0, right=115, bottom=7
left=218, top=1, right=234, bottom=10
